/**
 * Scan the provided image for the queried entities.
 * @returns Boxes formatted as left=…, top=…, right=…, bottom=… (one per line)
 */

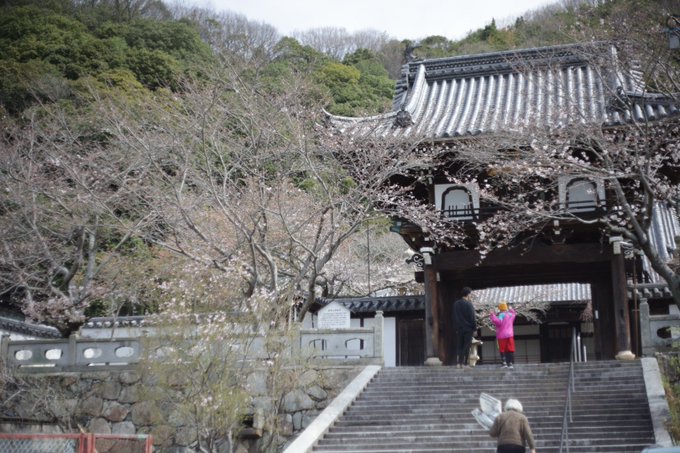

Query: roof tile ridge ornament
left=404, top=42, right=422, bottom=63
left=393, top=64, right=427, bottom=128
left=393, top=108, right=413, bottom=128
left=608, top=86, right=632, bottom=113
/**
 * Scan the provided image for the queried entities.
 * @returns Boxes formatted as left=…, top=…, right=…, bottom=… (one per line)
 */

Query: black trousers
left=497, top=445, right=526, bottom=453
left=455, top=330, right=473, bottom=365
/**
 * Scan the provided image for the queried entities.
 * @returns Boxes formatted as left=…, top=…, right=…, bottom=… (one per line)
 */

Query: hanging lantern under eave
left=670, top=31, right=679, bottom=49
left=667, top=15, right=680, bottom=49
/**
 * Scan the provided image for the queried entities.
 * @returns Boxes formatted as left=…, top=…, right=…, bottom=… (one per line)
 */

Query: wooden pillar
left=591, top=279, right=616, bottom=359
left=639, top=298, right=653, bottom=356
left=612, top=253, right=634, bottom=359
left=438, top=283, right=453, bottom=365
left=423, top=266, right=442, bottom=365
left=443, top=283, right=466, bottom=366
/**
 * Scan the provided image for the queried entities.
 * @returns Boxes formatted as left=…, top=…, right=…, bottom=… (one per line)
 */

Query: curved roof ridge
left=402, top=64, right=428, bottom=113
left=400, top=42, right=607, bottom=83
left=407, top=42, right=605, bottom=68
left=323, top=107, right=397, bottom=124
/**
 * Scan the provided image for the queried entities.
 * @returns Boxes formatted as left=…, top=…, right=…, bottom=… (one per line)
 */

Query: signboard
left=471, top=393, right=501, bottom=430
left=318, top=302, right=350, bottom=329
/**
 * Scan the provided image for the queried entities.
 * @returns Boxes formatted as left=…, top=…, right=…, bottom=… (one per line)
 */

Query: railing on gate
left=0, top=433, right=152, bottom=453
left=558, top=327, right=586, bottom=453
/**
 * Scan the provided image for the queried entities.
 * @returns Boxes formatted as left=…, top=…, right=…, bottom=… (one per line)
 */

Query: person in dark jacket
left=490, top=398, right=536, bottom=453
left=452, top=286, right=477, bottom=368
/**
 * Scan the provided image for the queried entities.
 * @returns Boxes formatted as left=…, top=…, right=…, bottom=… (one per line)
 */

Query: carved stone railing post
left=68, top=333, right=77, bottom=367
left=374, top=311, right=384, bottom=364
left=640, top=298, right=653, bottom=356
left=1, top=335, right=9, bottom=364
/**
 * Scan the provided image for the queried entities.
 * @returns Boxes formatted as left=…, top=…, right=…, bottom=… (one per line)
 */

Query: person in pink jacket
left=490, top=301, right=516, bottom=369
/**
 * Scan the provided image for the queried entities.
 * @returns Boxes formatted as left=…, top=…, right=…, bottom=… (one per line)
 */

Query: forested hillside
left=0, top=0, right=676, bottom=334
left=3, top=0, right=674, bottom=119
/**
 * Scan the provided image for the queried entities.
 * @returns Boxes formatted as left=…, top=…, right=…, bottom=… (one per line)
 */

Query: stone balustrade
left=640, top=299, right=680, bottom=356
left=1, top=311, right=384, bottom=373
left=298, top=311, right=383, bottom=363
left=1, top=335, right=141, bottom=373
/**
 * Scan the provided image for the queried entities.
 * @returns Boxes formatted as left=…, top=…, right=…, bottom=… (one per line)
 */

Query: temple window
left=558, top=176, right=605, bottom=213
left=435, top=183, right=480, bottom=220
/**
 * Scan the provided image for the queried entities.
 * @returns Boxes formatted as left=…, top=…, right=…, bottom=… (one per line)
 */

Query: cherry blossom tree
left=0, top=102, right=160, bottom=335
left=95, top=60, right=426, bottom=323
left=320, top=225, right=419, bottom=298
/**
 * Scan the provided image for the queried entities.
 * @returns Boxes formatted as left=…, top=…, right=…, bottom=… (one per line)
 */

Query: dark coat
left=453, top=297, right=476, bottom=332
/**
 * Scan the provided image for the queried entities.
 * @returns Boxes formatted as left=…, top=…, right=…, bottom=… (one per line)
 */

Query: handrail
left=558, top=327, right=583, bottom=453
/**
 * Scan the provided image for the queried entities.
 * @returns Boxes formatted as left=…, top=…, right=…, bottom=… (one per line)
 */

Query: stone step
left=322, top=427, right=653, bottom=437
left=341, top=401, right=650, bottom=412
left=310, top=360, right=656, bottom=453
left=315, top=437, right=656, bottom=449
left=313, top=441, right=653, bottom=452
left=332, top=415, right=651, bottom=429
left=312, top=445, right=650, bottom=453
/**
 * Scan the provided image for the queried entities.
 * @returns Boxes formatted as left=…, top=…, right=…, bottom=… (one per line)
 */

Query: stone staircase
left=311, top=361, right=656, bottom=452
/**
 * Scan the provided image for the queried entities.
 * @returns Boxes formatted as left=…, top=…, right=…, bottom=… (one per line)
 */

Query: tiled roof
left=318, top=296, right=425, bottom=313
left=328, top=43, right=679, bottom=139
left=476, top=283, right=590, bottom=306
left=0, top=316, right=61, bottom=338
left=83, top=316, right=150, bottom=329
left=319, top=284, right=589, bottom=315
left=634, top=202, right=680, bottom=299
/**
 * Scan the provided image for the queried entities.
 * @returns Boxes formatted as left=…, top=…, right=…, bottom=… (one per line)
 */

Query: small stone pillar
left=639, top=298, right=653, bottom=356
left=0, top=334, right=9, bottom=365
left=374, top=311, right=384, bottom=365
left=469, top=338, right=483, bottom=367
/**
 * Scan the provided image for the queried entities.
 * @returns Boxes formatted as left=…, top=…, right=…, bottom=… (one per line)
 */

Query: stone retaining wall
left=0, top=365, right=363, bottom=452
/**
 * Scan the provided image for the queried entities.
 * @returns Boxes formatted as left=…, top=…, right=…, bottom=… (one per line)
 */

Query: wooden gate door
left=541, top=322, right=574, bottom=362
left=398, top=318, right=425, bottom=366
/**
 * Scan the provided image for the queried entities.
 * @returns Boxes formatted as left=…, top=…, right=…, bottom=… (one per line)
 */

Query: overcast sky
left=191, top=0, right=559, bottom=41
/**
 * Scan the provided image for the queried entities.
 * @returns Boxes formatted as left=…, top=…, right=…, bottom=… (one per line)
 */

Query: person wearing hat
left=490, top=398, right=536, bottom=453
left=490, top=301, right=516, bottom=369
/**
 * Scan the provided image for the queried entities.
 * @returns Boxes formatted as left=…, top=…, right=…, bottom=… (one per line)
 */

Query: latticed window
left=558, top=176, right=604, bottom=213
left=435, top=183, right=479, bottom=220
left=566, top=178, right=599, bottom=212
left=442, top=187, right=474, bottom=219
